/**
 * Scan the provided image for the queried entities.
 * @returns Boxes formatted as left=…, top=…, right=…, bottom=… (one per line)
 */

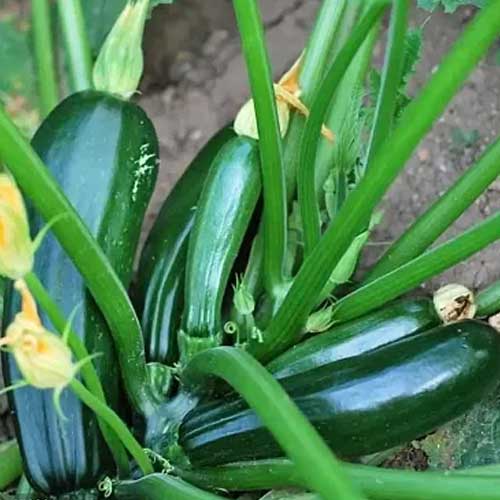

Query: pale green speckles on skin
left=131, top=143, right=157, bottom=202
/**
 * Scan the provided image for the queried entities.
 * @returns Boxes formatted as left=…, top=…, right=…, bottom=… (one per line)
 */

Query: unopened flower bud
left=233, top=281, right=255, bottom=316
left=93, top=0, right=149, bottom=99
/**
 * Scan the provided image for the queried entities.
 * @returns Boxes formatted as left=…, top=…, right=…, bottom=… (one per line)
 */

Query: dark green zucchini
left=2, top=90, right=158, bottom=494
left=268, top=298, right=439, bottom=379
left=180, top=136, right=261, bottom=360
left=137, top=127, right=235, bottom=365
left=179, top=320, right=500, bottom=466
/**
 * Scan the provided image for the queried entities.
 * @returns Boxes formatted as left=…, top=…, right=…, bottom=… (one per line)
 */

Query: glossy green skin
left=268, top=298, right=438, bottom=379
left=3, top=91, right=158, bottom=494
left=183, top=136, right=261, bottom=340
left=179, top=321, right=500, bottom=466
left=137, top=127, right=235, bottom=364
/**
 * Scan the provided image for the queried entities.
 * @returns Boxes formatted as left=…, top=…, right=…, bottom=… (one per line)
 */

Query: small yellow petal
left=234, top=52, right=334, bottom=143
left=234, top=97, right=290, bottom=140
left=234, top=99, right=260, bottom=140
left=278, top=52, right=304, bottom=95
left=275, top=85, right=335, bottom=143
left=0, top=173, right=26, bottom=218
left=321, top=125, right=335, bottom=143
left=14, top=279, right=42, bottom=327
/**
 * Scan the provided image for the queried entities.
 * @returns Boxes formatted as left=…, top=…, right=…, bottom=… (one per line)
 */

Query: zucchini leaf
left=418, top=0, right=485, bottom=12
left=367, top=29, right=423, bottom=125
left=420, top=387, right=500, bottom=468
left=326, top=211, right=383, bottom=290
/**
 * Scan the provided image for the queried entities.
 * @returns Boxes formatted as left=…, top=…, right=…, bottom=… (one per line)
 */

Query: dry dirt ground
left=1, top=1, right=499, bottom=450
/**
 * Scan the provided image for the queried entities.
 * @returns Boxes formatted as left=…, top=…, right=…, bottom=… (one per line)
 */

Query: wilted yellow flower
left=0, top=172, right=33, bottom=280
left=234, top=54, right=334, bottom=142
left=0, top=281, right=76, bottom=392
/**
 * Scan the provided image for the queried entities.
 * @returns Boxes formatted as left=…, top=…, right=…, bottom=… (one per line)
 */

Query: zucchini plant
left=0, top=0, right=500, bottom=499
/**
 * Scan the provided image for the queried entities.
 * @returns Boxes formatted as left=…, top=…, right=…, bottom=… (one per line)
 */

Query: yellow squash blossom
left=234, top=55, right=334, bottom=142
left=0, top=173, right=33, bottom=280
left=0, top=281, right=90, bottom=417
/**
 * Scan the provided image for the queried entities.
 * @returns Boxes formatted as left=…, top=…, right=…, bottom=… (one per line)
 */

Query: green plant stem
left=114, top=474, right=226, bottom=500
left=24, top=272, right=130, bottom=476
left=301, top=0, right=347, bottom=100
left=477, top=280, right=500, bottom=317
left=364, top=0, right=409, bottom=167
left=183, top=347, right=364, bottom=500
left=250, top=1, right=500, bottom=362
left=232, top=0, right=287, bottom=295
left=314, top=5, right=376, bottom=201
left=365, top=136, right=500, bottom=282
left=0, top=440, right=22, bottom=490
left=0, top=107, right=156, bottom=415
left=70, top=379, right=153, bottom=476
left=334, top=211, right=500, bottom=322
left=177, top=460, right=500, bottom=500
left=298, top=0, right=390, bottom=258
left=31, top=0, right=59, bottom=117
left=239, top=0, right=348, bottom=298
left=282, top=0, right=351, bottom=199
left=57, top=0, right=93, bottom=92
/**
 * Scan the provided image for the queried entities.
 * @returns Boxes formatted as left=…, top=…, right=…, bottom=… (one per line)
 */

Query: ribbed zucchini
left=179, top=320, right=500, bottom=466
left=3, top=90, right=158, bottom=494
left=268, top=298, right=439, bottom=379
left=137, top=127, right=235, bottom=365
left=180, top=136, right=261, bottom=359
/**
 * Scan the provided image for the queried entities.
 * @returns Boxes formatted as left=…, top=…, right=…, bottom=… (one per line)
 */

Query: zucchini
left=268, top=298, right=439, bottom=379
left=137, top=127, right=235, bottom=365
left=3, top=90, right=158, bottom=494
left=179, top=320, right=500, bottom=466
left=180, top=136, right=261, bottom=360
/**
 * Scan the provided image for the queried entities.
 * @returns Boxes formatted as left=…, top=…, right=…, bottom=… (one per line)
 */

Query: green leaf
left=420, top=388, right=500, bottom=469
left=401, top=29, right=423, bottom=86
left=326, top=211, right=383, bottom=289
left=367, top=28, right=422, bottom=125
left=418, top=0, right=486, bottom=13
